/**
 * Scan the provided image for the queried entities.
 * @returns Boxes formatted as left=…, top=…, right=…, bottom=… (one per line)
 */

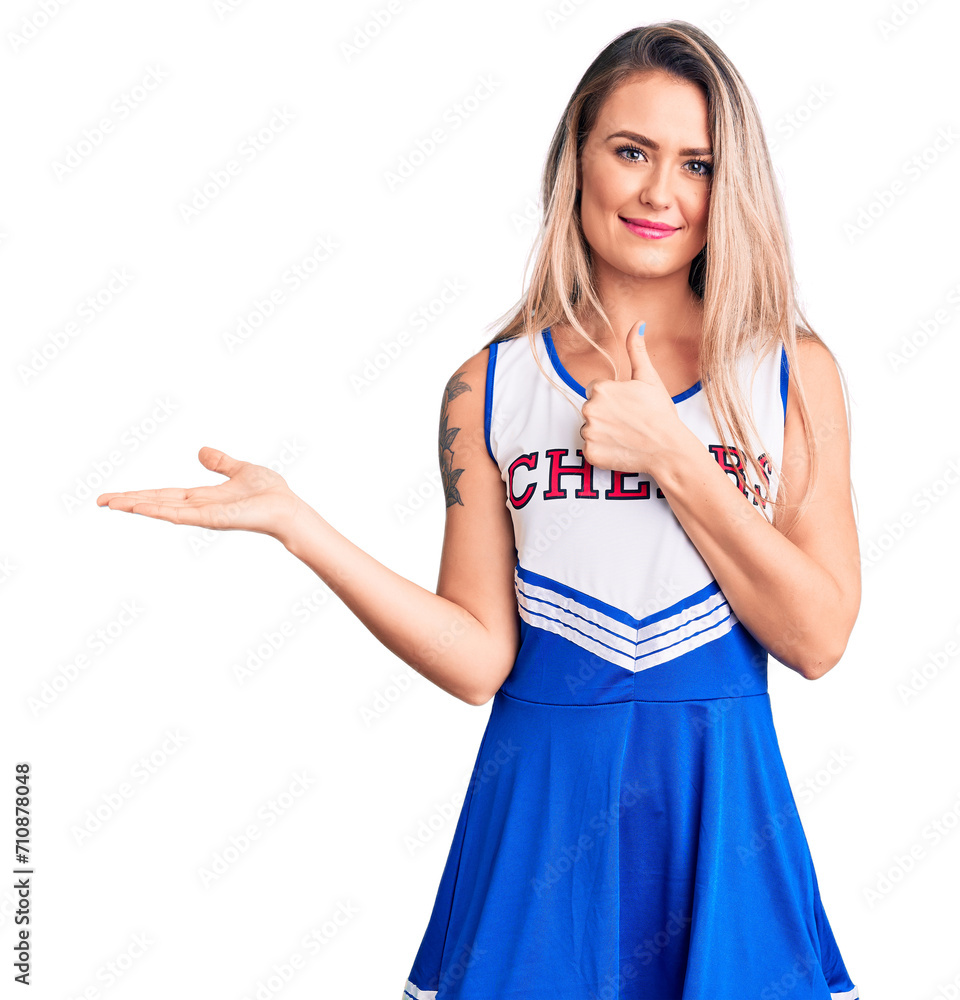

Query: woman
left=97, top=21, right=861, bottom=999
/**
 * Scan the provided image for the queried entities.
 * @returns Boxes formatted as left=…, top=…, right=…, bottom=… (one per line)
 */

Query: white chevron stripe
left=517, top=602, right=637, bottom=671
left=402, top=979, right=437, bottom=999
left=636, top=586, right=729, bottom=645
left=515, top=570, right=738, bottom=673
left=635, top=607, right=737, bottom=671
left=516, top=574, right=634, bottom=644
left=516, top=589, right=636, bottom=658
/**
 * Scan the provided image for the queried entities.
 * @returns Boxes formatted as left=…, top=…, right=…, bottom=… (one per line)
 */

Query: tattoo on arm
left=439, top=371, right=471, bottom=508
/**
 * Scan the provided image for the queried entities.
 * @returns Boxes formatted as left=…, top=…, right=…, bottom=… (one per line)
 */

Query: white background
left=2, top=0, right=958, bottom=997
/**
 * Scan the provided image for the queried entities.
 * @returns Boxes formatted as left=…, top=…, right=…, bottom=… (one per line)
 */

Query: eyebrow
left=605, top=130, right=713, bottom=157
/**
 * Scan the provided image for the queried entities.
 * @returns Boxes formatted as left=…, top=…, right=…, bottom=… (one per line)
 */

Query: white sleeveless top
left=483, top=326, right=788, bottom=689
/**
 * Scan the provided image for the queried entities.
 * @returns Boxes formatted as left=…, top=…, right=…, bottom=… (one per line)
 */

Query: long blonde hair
left=482, top=20, right=855, bottom=527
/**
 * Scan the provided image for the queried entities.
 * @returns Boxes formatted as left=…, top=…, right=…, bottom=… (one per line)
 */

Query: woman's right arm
left=279, top=347, right=520, bottom=706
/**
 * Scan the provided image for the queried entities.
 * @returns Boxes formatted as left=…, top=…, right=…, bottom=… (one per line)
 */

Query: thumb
left=198, top=446, right=245, bottom=479
left=627, top=320, right=657, bottom=383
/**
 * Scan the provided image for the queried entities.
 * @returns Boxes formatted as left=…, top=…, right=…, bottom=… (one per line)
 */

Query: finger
left=97, top=488, right=192, bottom=506
left=628, top=320, right=658, bottom=382
left=100, top=490, right=218, bottom=509
left=100, top=498, right=188, bottom=522
left=100, top=497, right=228, bottom=529
left=198, top=446, right=245, bottom=480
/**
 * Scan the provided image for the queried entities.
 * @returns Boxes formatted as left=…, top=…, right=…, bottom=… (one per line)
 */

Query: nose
left=638, top=162, right=672, bottom=211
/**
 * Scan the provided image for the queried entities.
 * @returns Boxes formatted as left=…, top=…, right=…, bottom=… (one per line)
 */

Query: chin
left=623, top=251, right=672, bottom=274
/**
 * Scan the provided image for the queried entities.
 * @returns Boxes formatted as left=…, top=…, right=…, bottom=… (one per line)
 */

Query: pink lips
left=620, top=216, right=679, bottom=239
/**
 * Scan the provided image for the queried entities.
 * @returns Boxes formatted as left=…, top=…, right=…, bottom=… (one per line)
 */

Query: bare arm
left=279, top=348, right=519, bottom=705
left=650, top=340, right=861, bottom=680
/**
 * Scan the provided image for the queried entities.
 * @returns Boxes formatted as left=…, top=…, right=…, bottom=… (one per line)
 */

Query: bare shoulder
left=781, top=337, right=848, bottom=474
left=790, top=336, right=845, bottom=396
left=776, top=333, right=854, bottom=537
left=437, top=347, right=495, bottom=506
left=439, top=346, right=490, bottom=408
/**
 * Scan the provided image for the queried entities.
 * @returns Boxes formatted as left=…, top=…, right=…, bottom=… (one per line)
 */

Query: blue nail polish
left=638, top=322, right=646, bottom=337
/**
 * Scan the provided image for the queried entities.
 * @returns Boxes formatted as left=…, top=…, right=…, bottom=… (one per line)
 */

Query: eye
left=687, top=158, right=714, bottom=178
left=614, top=144, right=646, bottom=163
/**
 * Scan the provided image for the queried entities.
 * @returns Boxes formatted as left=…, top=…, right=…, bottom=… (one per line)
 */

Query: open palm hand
left=96, top=446, right=305, bottom=541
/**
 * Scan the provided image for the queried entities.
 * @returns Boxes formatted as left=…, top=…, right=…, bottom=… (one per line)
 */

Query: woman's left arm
left=649, top=340, right=861, bottom=680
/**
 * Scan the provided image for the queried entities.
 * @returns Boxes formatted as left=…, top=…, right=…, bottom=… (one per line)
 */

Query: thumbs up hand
left=579, top=321, right=686, bottom=476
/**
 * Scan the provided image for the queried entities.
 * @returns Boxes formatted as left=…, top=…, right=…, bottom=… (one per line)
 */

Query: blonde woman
left=98, top=21, right=861, bottom=999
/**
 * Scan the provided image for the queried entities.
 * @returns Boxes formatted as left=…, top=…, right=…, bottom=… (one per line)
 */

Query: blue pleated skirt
left=401, top=681, right=858, bottom=999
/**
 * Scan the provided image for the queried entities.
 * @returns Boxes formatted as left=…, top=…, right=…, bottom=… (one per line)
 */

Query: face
left=577, top=70, right=712, bottom=287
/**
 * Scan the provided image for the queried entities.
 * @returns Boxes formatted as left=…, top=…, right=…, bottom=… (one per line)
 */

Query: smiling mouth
left=619, top=217, right=678, bottom=230
left=619, top=217, right=680, bottom=239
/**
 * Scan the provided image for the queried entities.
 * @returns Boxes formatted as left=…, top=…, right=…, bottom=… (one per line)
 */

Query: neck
left=570, top=264, right=703, bottom=348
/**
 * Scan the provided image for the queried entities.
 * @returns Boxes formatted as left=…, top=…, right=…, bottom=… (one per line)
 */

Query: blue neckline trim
left=541, top=326, right=703, bottom=404
left=484, top=341, right=498, bottom=463
left=779, top=342, right=789, bottom=423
